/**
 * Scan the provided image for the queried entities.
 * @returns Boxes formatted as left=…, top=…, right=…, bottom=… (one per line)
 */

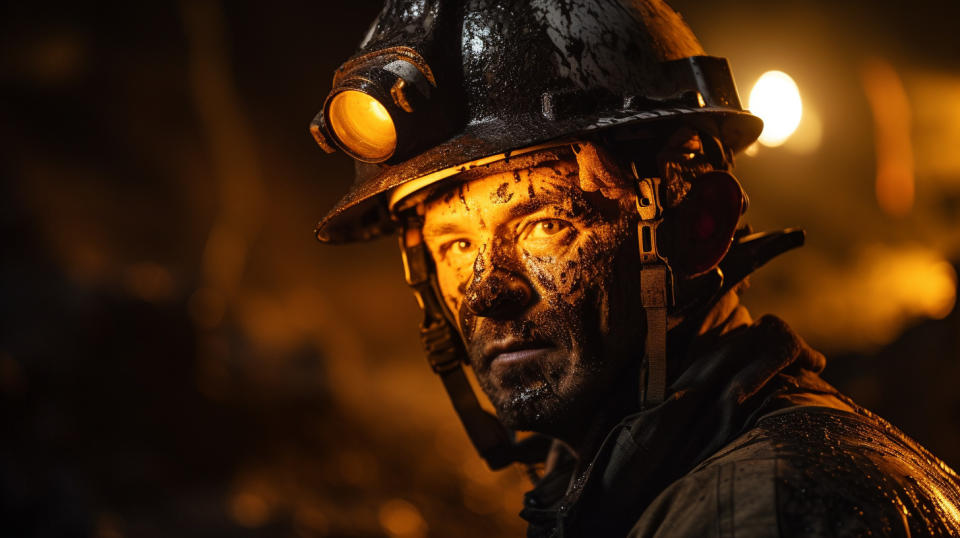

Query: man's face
left=421, top=158, right=643, bottom=437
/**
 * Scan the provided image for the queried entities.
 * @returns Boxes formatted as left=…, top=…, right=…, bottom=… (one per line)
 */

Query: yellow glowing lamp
left=328, top=90, right=398, bottom=162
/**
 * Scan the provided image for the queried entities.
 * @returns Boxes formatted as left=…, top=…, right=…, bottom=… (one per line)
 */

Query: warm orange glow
left=861, top=58, right=914, bottom=217
left=749, top=71, right=803, bottom=147
left=229, top=491, right=272, bottom=528
left=914, top=260, right=958, bottom=321
left=328, top=90, right=397, bottom=162
left=908, top=72, right=960, bottom=180
left=378, top=499, right=427, bottom=538
left=748, top=245, right=957, bottom=351
left=785, top=106, right=822, bottom=154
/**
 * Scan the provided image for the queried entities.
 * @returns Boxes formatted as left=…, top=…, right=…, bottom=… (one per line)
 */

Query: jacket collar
left=521, top=294, right=831, bottom=537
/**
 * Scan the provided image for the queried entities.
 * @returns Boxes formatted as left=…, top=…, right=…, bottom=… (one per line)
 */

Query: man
left=310, top=0, right=960, bottom=535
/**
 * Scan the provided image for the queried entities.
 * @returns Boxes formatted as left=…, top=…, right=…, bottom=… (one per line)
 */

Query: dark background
left=2, top=1, right=959, bottom=536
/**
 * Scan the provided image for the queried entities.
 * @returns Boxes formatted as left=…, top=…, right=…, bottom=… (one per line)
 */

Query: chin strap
left=631, top=168, right=675, bottom=409
left=399, top=216, right=551, bottom=472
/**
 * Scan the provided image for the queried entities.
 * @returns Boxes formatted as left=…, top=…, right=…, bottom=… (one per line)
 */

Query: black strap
left=400, top=218, right=549, bottom=470
left=640, top=265, right=669, bottom=405
left=418, top=319, right=516, bottom=469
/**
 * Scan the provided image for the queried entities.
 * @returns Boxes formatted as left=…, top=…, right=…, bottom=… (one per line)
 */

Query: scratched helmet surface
left=312, top=0, right=763, bottom=243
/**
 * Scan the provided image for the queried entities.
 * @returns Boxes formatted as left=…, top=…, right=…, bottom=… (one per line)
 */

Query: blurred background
left=1, top=1, right=958, bottom=536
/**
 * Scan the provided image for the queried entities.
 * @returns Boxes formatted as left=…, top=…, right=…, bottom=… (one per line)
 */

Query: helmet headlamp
left=312, top=47, right=453, bottom=164
left=327, top=90, right=397, bottom=162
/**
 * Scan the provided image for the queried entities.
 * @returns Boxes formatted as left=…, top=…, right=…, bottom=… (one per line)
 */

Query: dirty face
left=421, top=159, right=643, bottom=438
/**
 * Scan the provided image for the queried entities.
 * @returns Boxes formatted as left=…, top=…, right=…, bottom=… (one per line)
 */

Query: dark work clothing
left=521, top=302, right=960, bottom=537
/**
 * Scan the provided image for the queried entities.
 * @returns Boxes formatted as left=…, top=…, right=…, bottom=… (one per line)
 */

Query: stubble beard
left=472, top=351, right=568, bottom=433
left=465, top=304, right=611, bottom=437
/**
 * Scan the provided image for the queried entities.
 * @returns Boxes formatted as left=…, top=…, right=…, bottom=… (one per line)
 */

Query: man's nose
left=463, top=268, right=534, bottom=319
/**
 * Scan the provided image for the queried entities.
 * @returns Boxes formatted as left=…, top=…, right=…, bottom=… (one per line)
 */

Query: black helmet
left=312, top=0, right=762, bottom=243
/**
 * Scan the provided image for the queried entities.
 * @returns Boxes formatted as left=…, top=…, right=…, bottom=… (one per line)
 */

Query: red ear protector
left=659, top=169, right=745, bottom=278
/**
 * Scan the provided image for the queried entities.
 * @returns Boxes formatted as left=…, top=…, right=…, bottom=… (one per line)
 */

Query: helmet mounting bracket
left=631, top=172, right=675, bottom=408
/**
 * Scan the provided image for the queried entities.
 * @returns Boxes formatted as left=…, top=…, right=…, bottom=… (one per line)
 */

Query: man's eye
left=667, top=133, right=704, bottom=162
left=442, top=238, right=475, bottom=257
left=523, top=219, right=572, bottom=240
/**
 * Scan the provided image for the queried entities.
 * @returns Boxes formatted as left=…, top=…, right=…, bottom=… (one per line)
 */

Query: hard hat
left=312, top=0, right=762, bottom=243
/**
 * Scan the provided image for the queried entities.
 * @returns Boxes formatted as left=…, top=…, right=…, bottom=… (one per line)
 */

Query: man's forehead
left=425, top=159, right=578, bottom=211
left=421, top=166, right=604, bottom=240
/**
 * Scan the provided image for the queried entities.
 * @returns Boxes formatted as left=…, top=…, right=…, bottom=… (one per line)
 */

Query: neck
left=561, top=358, right=642, bottom=467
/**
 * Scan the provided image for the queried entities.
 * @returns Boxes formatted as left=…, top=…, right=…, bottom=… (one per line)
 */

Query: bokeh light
left=378, top=499, right=428, bottom=538
left=749, top=70, right=803, bottom=147
left=746, top=245, right=957, bottom=351
left=861, top=58, right=915, bottom=217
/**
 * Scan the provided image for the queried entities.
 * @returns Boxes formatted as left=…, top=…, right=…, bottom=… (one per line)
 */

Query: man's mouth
left=481, top=338, right=554, bottom=370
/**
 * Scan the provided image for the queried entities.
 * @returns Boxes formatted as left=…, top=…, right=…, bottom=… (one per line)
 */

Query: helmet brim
left=315, top=106, right=762, bottom=243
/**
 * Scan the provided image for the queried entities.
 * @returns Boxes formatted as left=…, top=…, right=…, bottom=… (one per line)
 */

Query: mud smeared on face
left=491, top=182, right=513, bottom=204
left=421, top=157, right=644, bottom=439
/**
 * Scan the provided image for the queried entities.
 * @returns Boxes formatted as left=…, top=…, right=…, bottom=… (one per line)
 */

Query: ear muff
left=659, top=170, right=745, bottom=277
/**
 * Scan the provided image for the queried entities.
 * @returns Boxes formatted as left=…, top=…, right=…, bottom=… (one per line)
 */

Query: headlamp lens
left=328, top=90, right=397, bottom=162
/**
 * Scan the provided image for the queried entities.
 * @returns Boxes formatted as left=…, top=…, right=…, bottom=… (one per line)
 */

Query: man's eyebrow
left=422, top=221, right=467, bottom=239
left=508, top=191, right=595, bottom=219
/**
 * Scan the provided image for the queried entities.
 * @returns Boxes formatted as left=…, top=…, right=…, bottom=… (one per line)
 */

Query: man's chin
left=492, top=383, right=572, bottom=434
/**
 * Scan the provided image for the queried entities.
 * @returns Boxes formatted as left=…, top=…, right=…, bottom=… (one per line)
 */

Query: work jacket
left=520, top=294, right=960, bottom=537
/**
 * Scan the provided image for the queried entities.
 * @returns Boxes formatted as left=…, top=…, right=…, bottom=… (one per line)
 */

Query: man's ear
left=660, top=170, right=745, bottom=278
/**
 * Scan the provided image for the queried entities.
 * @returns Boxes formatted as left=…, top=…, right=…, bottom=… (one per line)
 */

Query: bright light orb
left=749, top=71, right=803, bottom=147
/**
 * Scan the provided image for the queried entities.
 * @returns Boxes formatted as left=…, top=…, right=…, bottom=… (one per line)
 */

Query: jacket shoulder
left=630, top=406, right=960, bottom=537
left=758, top=406, right=960, bottom=536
